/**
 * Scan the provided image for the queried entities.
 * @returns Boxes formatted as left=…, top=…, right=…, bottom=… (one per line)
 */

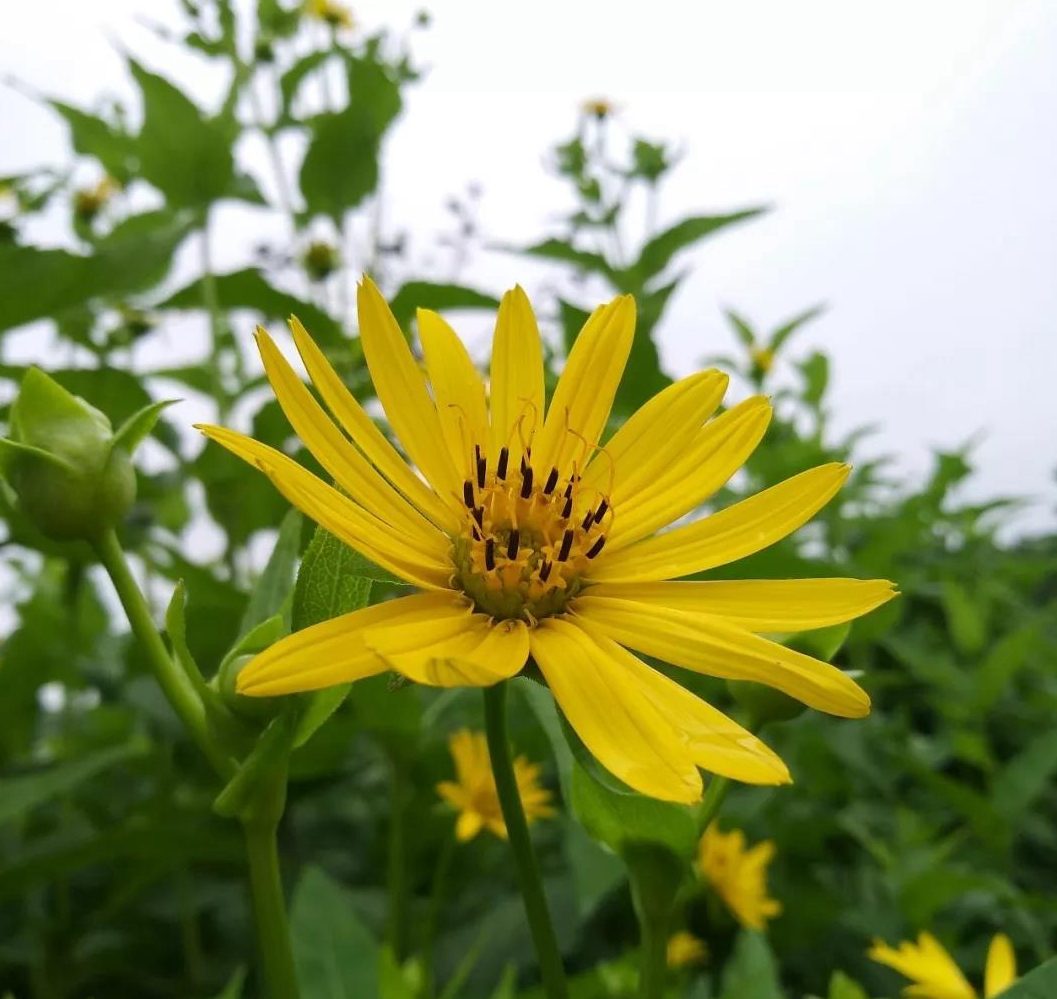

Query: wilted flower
left=869, top=931, right=1017, bottom=999
left=697, top=825, right=781, bottom=930
left=198, top=277, right=895, bottom=802
left=666, top=931, right=708, bottom=969
left=436, top=730, right=554, bottom=841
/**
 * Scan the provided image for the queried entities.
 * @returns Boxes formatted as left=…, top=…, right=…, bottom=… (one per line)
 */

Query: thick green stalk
left=482, top=683, right=568, bottom=999
left=93, top=530, right=230, bottom=776
left=696, top=775, right=731, bottom=835
left=638, top=904, right=669, bottom=999
left=242, top=772, right=300, bottom=999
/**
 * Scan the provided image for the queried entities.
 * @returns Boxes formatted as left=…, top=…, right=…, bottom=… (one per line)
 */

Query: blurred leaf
left=156, top=267, right=345, bottom=347
left=768, top=304, right=825, bottom=352
left=0, top=743, right=141, bottom=825
left=239, top=509, right=302, bottom=638
left=998, top=958, right=1057, bottom=999
left=389, top=282, right=499, bottom=333
left=798, top=351, right=830, bottom=408
left=0, top=211, right=191, bottom=332
left=635, top=209, right=764, bottom=283
left=49, top=100, right=135, bottom=183
left=941, top=581, right=988, bottom=655
left=291, top=866, right=380, bottom=997
left=130, top=59, right=234, bottom=208
left=991, top=729, right=1057, bottom=821
left=279, top=50, right=331, bottom=119
left=718, top=930, right=786, bottom=999
left=825, top=970, right=869, bottom=999
left=516, top=239, right=615, bottom=281
left=299, top=54, right=402, bottom=222
left=725, top=309, right=757, bottom=347
left=204, top=967, right=246, bottom=998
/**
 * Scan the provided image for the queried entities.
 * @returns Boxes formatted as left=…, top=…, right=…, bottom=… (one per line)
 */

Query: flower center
left=452, top=442, right=611, bottom=622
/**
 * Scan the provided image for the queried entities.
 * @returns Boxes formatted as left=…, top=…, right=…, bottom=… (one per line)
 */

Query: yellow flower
left=869, top=932, right=1017, bottom=999
left=582, top=97, right=614, bottom=119
left=667, top=931, right=708, bottom=969
left=436, top=730, right=554, bottom=841
left=198, top=277, right=895, bottom=802
left=697, top=825, right=781, bottom=930
left=304, top=0, right=353, bottom=30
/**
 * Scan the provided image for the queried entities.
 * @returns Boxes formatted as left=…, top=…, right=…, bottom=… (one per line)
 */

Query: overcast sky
left=2, top=0, right=1056, bottom=533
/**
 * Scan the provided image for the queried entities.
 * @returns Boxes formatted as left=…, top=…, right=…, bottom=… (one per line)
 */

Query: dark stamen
left=561, top=496, right=573, bottom=519
left=475, top=445, right=486, bottom=488
left=543, top=468, right=559, bottom=494
left=472, top=525, right=481, bottom=541
left=558, top=530, right=574, bottom=562
left=586, top=536, right=606, bottom=559
left=485, top=538, right=495, bottom=570
left=520, top=466, right=534, bottom=499
left=539, top=560, right=552, bottom=582
left=581, top=509, right=595, bottom=531
left=497, top=446, right=509, bottom=480
left=593, top=499, right=609, bottom=524
left=462, top=481, right=475, bottom=508
left=472, top=507, right=484, bottom=528
left=506, top=529, right=520, bottom=560
left=563, top=482, right=574, bottom=499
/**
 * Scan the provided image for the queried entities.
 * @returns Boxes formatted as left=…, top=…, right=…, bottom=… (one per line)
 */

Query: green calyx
left=0, top=368, right=173, bottom=541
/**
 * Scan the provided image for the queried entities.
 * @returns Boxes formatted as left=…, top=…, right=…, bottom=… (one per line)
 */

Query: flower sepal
left=214, top=616, right=288, bottom=725
left=1, top=368, right=174, bottom=541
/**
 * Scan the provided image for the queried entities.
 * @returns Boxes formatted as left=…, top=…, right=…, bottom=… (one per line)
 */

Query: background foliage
left=1, top=3, right=1055, bottom=998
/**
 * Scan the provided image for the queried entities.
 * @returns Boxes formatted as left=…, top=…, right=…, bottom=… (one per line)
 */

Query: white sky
left=2, top=0, right=1056, bottom=533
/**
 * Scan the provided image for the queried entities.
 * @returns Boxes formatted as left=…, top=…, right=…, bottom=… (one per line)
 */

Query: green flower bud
left=0, top=368, right=172, bottom=541
left=215, top=654, right=283, bottom=723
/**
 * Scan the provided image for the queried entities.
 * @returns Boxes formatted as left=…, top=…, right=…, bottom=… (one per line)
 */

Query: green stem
left=696, top=775, right=731, bottom=835
left=638, top=905, right=669, bottom=999
left=421, top=831, right=457, bottom=999
left=386, top=751, right=411, bottom=959
left=93, top=530, right=231, bottom=777
left=242, top=774, right=300, bottom=999
left=482, top=683, right=568, bottom=999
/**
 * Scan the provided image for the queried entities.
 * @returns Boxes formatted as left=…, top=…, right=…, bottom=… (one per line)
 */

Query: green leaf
left=826, top=971, right=869, bottom=999
left=991, top=728, right=1057, bottom=820
left=203, top=967, right=246, bottom=999
left=725, top=308, right=758, bottom=347
left=0, top=743, right=141, bottom=825
left=388, top=281, right=500, bottom=333
left=569, top=762, right=698, bottom=861
left=718, top=930, right=786, bottom=999
left=635, top=209, right=765, bottom=282
left=768, top=303, right=825, bottom=352
left=238, top=510, right=302, bottom=638
left=155, top=267, right=346, bottom=348
left=0, top=211, right=192, bottom=332
left=278, top=50, right=331, bottom=119
left=998, top=957, right=1057, bottom=999
left=111, top=398, right=179, bottom=455
left=516, top=239, right=615, bottom=282
left=299, top=55, right=402, bottom=221
left=941, top=580, right=988, bottom=655
left=130, top=59, right=234, bottom=208
left=798, top=351, right=830, bottom=408
left=290, top=866, right=380, bottom=997
left=49, top=100, right=135, bottom=183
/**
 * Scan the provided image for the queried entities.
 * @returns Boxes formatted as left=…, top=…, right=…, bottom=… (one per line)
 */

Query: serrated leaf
left=49, top=100, right=135, bottom=183
left=516, top=238, right=616, bottom=281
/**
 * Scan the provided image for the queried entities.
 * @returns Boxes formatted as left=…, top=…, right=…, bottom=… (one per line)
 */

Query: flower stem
left=93, top=529, right=230, bottom=777
left=421, top=830, right=456, bottom=999
left=482, top=682, right=568, bottom=999
left=637, top=904, right=669, bottom=999
left=696, top=775, right=731, bottom=835
left=242, top=771, right=300, bottom=999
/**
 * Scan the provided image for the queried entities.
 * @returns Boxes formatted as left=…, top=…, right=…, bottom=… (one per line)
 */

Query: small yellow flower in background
left=74, top=176, right=117, bottom=222
left=582, top=96, right=614, bottom=119
left=869, top=931, right=1017, bottom=999
left=199, top=276, right=895, bottom=803
left=436, top=730, right=554, bottom=841
left=304, top=0, right=354, bottom=30
left=750, top=345, right=775, bottom=375
left=697, top=825, right=781, bottom=931
left=666, top=931, right=708, bottom=969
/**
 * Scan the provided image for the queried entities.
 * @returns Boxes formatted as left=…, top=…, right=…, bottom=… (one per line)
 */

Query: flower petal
left=196, top=424, right=452, bottom=589
left=357, top=277, right=461, bottom=499
left=586, top=579, right=898, bottom=632
left=607, top=396, right=772, bottom=549
left=985, top=933, right=1016, bottom=999
left=255, top=328, right=444, bottom=546
left=573, top=595, right=870, bottom=717
left=367, top=614, right=529, bottom=687
left=532, top=296, right=635, bottom=476
left=580, top=369, right=729, bottom=502
left=589, top=463, right=850, bottom=582
left=288, top=317, right=457, bottom=531
left=417, top=308, right=489, bottom=476
left=529, top=617, right=702, bottom=803
left=868, top=933, right=976, bottom=999
left=573, top=621, right=791, bottom=785
left=237, top=591, right=463, bottom=695
left=488, top=286, right=546, bottom=471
